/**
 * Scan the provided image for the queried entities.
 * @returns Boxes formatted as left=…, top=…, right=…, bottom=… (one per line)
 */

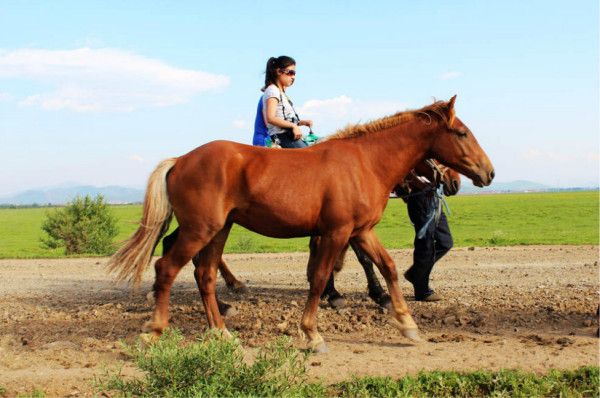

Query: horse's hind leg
left=322, top=244, right=349, bottom=309
left=162, top=227, right=180, bottom=255
left=150, top=227, right=216, bottom=335
left=215, top=258, right=247, bottom=318
left=194, top=224, right=233, bottom=334
left=308, top=237, right=344, bottom=308
left=191, top=254, right=238, bottom=317
left=352, top=230, right=420, bottom=342
left=219, top=258, right=247, bottom=293
left=165, top=228, right=244, bottom=292
left=349, top=239, right=392, bottom=310
left=301, top=232, right=349, bottom=353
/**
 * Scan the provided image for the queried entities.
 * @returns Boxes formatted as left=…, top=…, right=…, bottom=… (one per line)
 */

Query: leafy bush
left=41, top=195, right=118, bottom=255
left=97, top=329, right=326, bottom=397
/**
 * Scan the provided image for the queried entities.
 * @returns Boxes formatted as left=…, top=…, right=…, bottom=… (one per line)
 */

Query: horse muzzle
left=443, top=179, right=460, bottom=196
left=473, top=168, right=494, bottom=187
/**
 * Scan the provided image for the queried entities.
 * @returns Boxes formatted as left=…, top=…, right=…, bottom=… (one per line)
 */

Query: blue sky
left=0, top=1, right=597, bottom=195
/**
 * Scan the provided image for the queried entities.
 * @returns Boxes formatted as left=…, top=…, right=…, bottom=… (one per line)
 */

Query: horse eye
left=454, top=129, right=468, bottom=138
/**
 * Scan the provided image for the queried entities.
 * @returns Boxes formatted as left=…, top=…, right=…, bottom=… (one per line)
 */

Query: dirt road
left=1, top=245, right=598, bottom=396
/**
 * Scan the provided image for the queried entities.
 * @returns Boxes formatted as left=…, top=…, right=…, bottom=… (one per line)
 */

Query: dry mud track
left=1, top=245, right=598, bottom=396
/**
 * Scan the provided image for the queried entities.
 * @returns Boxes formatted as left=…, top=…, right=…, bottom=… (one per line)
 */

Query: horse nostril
left=489, top=169, right=495, bottom=181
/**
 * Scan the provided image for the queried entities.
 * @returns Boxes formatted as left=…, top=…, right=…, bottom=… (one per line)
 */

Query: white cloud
left=439, top=71, right=462, bottom=80
left=128, top=154, right=145, bottom=163
left=298, top=95, right=353, bottom=119
left=232, top=119, right=248, bottom=130
left=0, top=47, right=230, bottom=112
left=296, top=95, right=408, bottom=135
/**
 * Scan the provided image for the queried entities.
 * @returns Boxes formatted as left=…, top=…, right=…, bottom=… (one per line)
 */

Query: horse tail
left=107, top=157, right=178, bottom=288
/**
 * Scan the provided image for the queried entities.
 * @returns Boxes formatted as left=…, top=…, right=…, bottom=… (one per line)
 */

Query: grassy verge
left=334, top=367, right=600, bottom=397
left=96, top=330, right=599, bottom=398
left=1, top=191, right=598, bottom=258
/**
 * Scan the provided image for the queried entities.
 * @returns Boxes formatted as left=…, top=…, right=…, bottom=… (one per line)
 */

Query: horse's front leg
left=352, top=230, right=421, bottom=342
left=301, top=233, right=349, bottom=353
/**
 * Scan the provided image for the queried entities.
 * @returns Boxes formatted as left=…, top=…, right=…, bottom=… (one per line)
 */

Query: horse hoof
left=142, top=320, right=161, bottom=333
left=139, top=332, right=159, bottom=345
left=378, top=295, right=393, bottom=311
left=218, top=301, right=237, bottom=317
left=229, top=281, right=248, bottom=294
left=145, top=291, right=155, bottom=304
left=402, top=328, right=423, bottom=342
left=223, top=306, right=238, bottom=317
left=221, top=328, right=233, bottom=339
left=311, top=342, right=329, bottom=354
left=328, top=296, right=346, bottom=309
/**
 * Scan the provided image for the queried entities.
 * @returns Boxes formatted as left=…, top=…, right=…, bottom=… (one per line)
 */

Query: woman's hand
left=299, top=119, right=313, bottom=128
left=292, top=125, right=303, bottom=140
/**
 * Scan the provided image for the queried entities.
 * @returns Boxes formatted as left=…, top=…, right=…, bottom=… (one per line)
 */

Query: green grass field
left=0, top=191, right=597, bottom=259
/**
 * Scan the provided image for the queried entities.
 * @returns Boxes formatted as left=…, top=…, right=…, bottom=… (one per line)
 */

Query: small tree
left=42, top=195, right=118, bottom=255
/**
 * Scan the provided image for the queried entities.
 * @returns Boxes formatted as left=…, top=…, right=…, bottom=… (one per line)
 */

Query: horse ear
left=447, top=95, right=457, bottom=126
left=448, top=95, right=457, bottom=109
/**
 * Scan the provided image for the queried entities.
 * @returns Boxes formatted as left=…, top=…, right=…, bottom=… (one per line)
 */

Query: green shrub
left=97, top=329, right=326, bottom=397
left=41, top=195, right=118, bottom=255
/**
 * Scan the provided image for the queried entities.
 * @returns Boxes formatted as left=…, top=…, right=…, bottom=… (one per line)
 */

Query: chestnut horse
left=168, top=159, right=460, bottom=316
left=108, top=96, right=494, bottom=352
left=160, top=159, right=461, bottom=314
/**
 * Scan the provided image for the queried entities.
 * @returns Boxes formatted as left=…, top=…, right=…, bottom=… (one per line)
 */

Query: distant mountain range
left=0, top=185, right=144, bottom=206
left=0, top=180, right=597, bottom=206
left=459, top=180, right=551, bottom=194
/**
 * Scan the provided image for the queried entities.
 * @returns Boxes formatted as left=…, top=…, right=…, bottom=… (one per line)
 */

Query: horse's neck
left=355, top=120, right=437, bottom=191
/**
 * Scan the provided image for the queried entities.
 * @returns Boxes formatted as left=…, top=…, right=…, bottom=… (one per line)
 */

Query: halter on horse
left=108, top=96, right=494, bottom=352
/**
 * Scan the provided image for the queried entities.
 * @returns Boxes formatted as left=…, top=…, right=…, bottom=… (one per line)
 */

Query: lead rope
left=415, top=187, right=450, bottom=239
left=411, top=160, right=452, bottom=239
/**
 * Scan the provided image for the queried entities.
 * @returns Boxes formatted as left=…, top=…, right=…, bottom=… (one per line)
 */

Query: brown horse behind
left=108, top=96, right=494, bottom=352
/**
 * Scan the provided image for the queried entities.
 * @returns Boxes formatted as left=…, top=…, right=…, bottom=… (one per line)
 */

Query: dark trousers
left=406, top=192, right=453, bottom=294
left=274, top=133, right=307, bottom=148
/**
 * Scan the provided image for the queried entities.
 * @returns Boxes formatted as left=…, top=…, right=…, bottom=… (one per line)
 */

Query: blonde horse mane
left=320, top=100, right=449, bottom=142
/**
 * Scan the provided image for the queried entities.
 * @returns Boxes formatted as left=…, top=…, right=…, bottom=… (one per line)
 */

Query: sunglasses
left=281, top=69, right=296, bottom=76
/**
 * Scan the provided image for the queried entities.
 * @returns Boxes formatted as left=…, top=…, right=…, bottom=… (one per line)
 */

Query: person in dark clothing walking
left=398, top=164, right=459, bottom=301
left=403, top=190, right=454, bottom=301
